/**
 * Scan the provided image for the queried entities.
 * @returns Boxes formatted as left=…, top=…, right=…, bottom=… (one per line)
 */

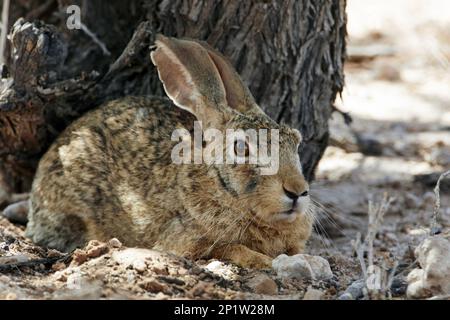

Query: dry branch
left=430, top=170, right=450, bottom=235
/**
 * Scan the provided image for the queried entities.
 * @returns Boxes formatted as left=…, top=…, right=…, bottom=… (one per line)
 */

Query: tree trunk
left=0, top=0, right=346, bottom=195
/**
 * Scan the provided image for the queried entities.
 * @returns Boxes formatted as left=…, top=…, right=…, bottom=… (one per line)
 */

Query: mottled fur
left=26, top=35, right=312, bottom=269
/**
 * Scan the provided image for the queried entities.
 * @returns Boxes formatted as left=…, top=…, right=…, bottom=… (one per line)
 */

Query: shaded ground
left=0, top=0, right=449, bottom=299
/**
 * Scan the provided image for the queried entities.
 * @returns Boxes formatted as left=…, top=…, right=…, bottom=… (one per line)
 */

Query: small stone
left=47, top=249, right=62, bottom=258
left=140, top=280, right=168, bottom=293
left=407, top=236, right=450, bottom=298
left=246, top=273, right=278, bottom=295
left=303, top=286, right=324, bottom=300
left=52, top=261, right=66, bottom=271
left=85, top=240, right=108, bottom=258
left=338, top=279, right=365, bottom=300
left=152, top=266, right=169, bottom=275
left=272, top=254, right=333, bottom=280
left=71, top=249, right=88, bottom=265
left=108, top=238, right=122, bottom=248
left=205, top=260, right=223, bottom=272
left=391, top=277, right=407, bottom=297
left=204, top=260, right=237, bottom=280
left=189, top=283, right=205, bottom=297
left=55, top=272, right=67, bottom=282
left=132, top=260, right=147, bottom=273
left=190, top=265, right=203, bottom=275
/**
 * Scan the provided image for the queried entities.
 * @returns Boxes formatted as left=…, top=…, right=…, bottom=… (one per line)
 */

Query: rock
left=108, top=238, right=122, bottom=248
left=112, top=248, right=185, bottom=275
left=112, top=248, right=154, bottom=269
left=71, top=249, right=88, bottom=265
left=85, top=240, right=108, bottom=258
left=132, top=259, right=147, bottom=273
left=303, top=286, right=324, bottom=300
left=205, top=260, right=238, bottom=280
left=54, top=271, right=67, bottom=282
left=0, top=254, right=29, bottom=264
left=391, top=277, right=407, bottom=297
left=407, top=236, right=450, bottom=299
left=47, top=249, right=63, bottom=258
left=52, top=261, right=66, bottom=272
left=140, top=279, right=168, bottom=293
left=338, top=279, right=365, bottom=300
left=272, top=254, right=333, bottom=280
left=246, top=273, right=278, bottom=295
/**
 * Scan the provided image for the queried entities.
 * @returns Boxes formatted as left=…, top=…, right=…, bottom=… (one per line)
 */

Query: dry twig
left=0, top=0, right=10, bottom=65
left=351, top=193, right=395, bottom=299
left=430, top=170, right=450, bottom=235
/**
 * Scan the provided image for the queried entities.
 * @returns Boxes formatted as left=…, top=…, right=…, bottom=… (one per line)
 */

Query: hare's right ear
left=150, top=35, right=229, bottom=127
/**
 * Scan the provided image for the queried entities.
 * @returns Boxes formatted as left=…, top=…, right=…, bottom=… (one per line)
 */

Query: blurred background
left=312, top=0, right=450, bottom=256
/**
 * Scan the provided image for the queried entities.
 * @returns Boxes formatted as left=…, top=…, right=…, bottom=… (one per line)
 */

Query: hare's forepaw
left=211, top=244, right=272, bottom=270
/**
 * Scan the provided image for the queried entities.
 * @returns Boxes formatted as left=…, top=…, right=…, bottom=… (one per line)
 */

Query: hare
left=25, top=35, right=312, bottom=269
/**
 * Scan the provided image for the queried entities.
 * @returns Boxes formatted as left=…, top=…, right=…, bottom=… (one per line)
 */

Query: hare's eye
left=234, top=139, right=249, bottom=157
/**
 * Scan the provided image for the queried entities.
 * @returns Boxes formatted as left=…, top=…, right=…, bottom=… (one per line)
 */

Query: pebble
left=246, top=273, right=278, bottom=295
left=303, top=286, right=324, bottom=300
left=140, top=279, right=168, bottom=293
left=407, top=236, right=450, bottom=298
left=71, top=249, right=88, bottom=265
left=132, top=259, right=147, bottom=273
left=272, top=254, right=333, bottom=280
left=52, top=261, right=66, bottom=272
left=108, top=238, right=122, bottom=248
left=54, top=271, right=67, bottom=282
left=391, top=277, right=407, bottom=297
left=205, top=260, right=237, bottom=280
left=85, top=240, right=108, bottom=258
left=338, top=279, right=365, bottom=300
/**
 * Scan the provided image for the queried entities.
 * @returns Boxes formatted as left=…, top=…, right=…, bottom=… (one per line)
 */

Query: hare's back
left=32, top=96, right=194, bottom=213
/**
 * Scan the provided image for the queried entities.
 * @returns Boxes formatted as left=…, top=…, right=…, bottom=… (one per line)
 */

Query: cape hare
left=26, top=35, right=312, bottom=269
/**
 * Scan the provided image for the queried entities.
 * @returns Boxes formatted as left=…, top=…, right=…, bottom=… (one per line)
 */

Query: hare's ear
left=150, top=35, right=229, bottom=127
left=197, top=41, right=265, bottom=116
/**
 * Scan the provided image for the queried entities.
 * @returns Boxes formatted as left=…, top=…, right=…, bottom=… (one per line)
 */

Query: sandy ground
left=0, top=0, right=449, bottom=300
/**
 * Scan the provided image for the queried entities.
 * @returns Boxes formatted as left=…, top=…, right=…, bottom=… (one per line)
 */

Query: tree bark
left=0, top=0, right=346, bottom=194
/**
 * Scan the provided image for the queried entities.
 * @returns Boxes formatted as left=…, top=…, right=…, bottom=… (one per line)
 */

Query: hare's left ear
left=196, top=40, right=265, bottom=116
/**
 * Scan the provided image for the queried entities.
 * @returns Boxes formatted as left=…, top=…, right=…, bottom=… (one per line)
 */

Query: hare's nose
left=283, top=186, right=309, bottom=201
left=283, top=187, right=299, bottom=201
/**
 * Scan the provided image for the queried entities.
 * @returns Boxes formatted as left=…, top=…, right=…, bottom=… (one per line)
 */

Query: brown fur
left=26, top=35, right=312, bottom=269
